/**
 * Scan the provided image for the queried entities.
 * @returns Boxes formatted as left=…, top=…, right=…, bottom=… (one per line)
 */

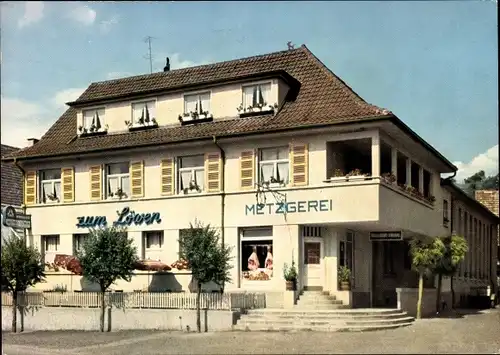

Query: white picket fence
left=1, top=291, right=266, bottom=311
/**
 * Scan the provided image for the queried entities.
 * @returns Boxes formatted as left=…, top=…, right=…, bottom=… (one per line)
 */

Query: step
left=246, top=308, right=405, bottom=316
left=294, top=305, right=350, bottom=310
left=242, top=312, right=410, bottom=321
left=238, top=316, right=413, bottom=327
left=233, top=322, right=414, bottom=332
left=296, top=300, right=344, bottom=306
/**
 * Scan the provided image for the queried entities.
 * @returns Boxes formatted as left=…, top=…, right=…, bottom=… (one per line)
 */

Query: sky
left=1, top=1, right=498, bottom=183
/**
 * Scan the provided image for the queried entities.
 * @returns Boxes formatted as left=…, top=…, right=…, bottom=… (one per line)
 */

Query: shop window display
left=241, top=240, right=273, bottom=281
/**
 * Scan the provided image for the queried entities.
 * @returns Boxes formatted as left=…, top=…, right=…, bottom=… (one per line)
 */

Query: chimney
left=27, top=138, right=39, bottom=147
left=163, top=57, right=170, bottom=72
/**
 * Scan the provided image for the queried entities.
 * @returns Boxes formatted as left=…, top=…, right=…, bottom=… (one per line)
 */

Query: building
left=2, top=45, right=498, bottom=309
left=475, top=189, right=500, bottom=278
left=1, top=144, right=23, bottom=242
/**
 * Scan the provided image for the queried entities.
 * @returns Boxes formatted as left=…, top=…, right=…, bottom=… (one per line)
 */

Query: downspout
left=212, top=136, right=226, bottom=292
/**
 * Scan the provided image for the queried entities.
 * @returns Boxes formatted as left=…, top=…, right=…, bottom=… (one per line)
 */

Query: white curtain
left=243, top=86, right=254, bottom=108
left=132, top=103, right=144, bottom=123
left=146, top=101, right=156, bottom=121
left=277, top=162, right=289, bottom=184
left=42, top=181, right=51, bottom=201
left=180, top=170, right=192, bottom=190
left=199, top=93, right=210, bottom=114
left=194, top=169, right=204, bottom=191
left=121, top=176, right=130, bottom=196
left=184, top=95, right=198, bottom=115
left=260, top=84, right=271, bottom=105
left=260, top=164, right=274, bottom=183
left=54, top=181, right=61, bottom=199
left=83, top=110, right=94, bottom=129
left=108, top=177, right=119, bottom=195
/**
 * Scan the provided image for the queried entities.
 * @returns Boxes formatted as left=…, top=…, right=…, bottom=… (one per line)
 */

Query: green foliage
left=77, top=226, right=138, bottom=292
left=409, top=236, right=446, bottom=275
left=337, top=265, right=351, bottom=283
left=434, top=234, right=468, bottom=276
left=283, top=261, right=298, bottom=281
left=462, top=170, right=499, bottom=195
left=1, top=233, right=45, bottom=293
left=178, top=220, right=233, bottom=287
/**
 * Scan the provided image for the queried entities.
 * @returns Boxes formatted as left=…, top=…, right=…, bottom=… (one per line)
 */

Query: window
left=396, top=152, right=407, bottom=186
left=73, top=234, right=88, bottom=254
left=474, top=218, right=478, bottom=278
left=410, top=162, right=420, bottom=190
left=304, top=242, right=321, bottom=264
left=240, top=227, right=273, bottom=281
left=39, top=169, right=61, bottom=203
left=132, top=101, right=156, bottom=126
left=242, top=83, right=271, bottom=109
left=339, top=232, right=355, bottom=284
left=106, top=162, right=130, bottom=199
left=464, top=211, right=468, bottom=277
left=443, top=199, right=449, bottom=226
left=259, top=147, right=289, bottom=186
left=145, top=231, right=163, bottom=249
left=43, top=235, right=59, bottom=253
left=178, top=155, right=204, bottom=194
left=82, top=108, right=105, bottom=131
left=423, top=169, right=431, bottom=197
left=184, top=92, right=211, bottom=117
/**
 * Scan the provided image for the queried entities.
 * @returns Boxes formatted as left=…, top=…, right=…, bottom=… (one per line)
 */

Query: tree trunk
left=450, top=275, right=455, bottom=309
left=435, top=273, right=443, bottom=314
left=20, top=292, right=24, bottom=332
left=11, top=291, right=17, bottom=333
left=100, top=290, right=106, bottom=332
left=196, top=282, right=202, bottom=333
left=416, top=272, right=424, bottom=319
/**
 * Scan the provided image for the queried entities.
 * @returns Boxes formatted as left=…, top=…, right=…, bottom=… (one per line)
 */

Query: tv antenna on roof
left=287, top=41, right=294, bottom=50
left=143, top=36, right=156, bottom=74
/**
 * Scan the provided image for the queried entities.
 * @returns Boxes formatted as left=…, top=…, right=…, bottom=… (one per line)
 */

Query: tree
left=462, top=170, right=499, bottom=196
left=433, top=234, right=468, bottom=313
left=1, top=233, right=45, bottom=333
left=77, top=226, right=138, bottom=332
left=409, top=236, right=445, bottom=319
left=178, top=220, right=233, bottom=333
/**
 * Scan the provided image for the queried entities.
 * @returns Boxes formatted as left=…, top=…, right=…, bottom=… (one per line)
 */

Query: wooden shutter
left=290, top=143, right=308, bottom=186
left=130, top=161, right=144, bottom=198
left=161, top=158, right=174, bottom=195
left=89, top=165, right=102, bottom=201
left=205, top=152, right=221, bottom=192
left=240, top=150, right=255, bottom=190
left=61, top=167, right=75, bottom=203
left=24, top=171, right=37, bottom=205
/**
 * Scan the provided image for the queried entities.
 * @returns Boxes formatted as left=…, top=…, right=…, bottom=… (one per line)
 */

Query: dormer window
left=128, top=101, right=158, bottom=130
left=184, top=92, right=211, bottom=120
left=80, top=108, right=106, bottom=135
left=243, top=83, right=271, bottom=110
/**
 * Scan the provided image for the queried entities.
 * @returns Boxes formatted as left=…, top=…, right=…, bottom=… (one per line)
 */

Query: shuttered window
left=89, top=165, right=102, bottom=201
left=161, top=158, right=174, bottom=195
left=61, top=167, right=75, bottom=203
left=290, top=143, right=308, bottom=186
left=205, top=152, right=221, bottom=192
left=24, top=171, right=37, bottom=205
left=130, top=161, right=144, bottom=198
left=240, top=150, right=255, bottom=190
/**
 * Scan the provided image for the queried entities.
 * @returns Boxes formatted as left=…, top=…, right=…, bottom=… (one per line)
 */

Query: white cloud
left=1, top=87, right=86, bottom=148
left=66, top=2, right=96, bottom=26
left=450, top=145, right=499, bottom=183
left=99, top=15, right=119, bottom=33
left=154, top=53, right=208, bottom=71
left=18, top=1, right=44, bottom=28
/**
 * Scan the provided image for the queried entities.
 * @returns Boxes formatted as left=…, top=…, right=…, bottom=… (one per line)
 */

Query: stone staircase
left=234, top=291, right=415, bottom=332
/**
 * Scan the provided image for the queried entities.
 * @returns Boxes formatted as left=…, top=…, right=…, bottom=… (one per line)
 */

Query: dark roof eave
left=67, top=70, right=301, bottom=108
left=388, top=115, right=457, bottom=172
left=441, top=178, right=500, bottom=223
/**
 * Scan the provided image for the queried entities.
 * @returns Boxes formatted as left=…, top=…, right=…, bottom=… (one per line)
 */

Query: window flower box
left=78, top=124, right=108, bottom=137
left=178, top=112, right=213, bottom=126
left=381, top=172, right=397, bottom=184
left=125, top=118, right=158, bottom=132
left=237, top=102, right=278, bottom=118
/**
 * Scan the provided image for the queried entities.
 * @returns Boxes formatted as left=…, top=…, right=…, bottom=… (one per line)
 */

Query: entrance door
left=303, top=237, right=323, bottom=290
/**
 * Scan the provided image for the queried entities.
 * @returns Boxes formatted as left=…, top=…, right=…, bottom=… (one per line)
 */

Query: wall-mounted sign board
left=2, top=206, right=32, bottom=229
left=369, top=231, right=402, bottom=241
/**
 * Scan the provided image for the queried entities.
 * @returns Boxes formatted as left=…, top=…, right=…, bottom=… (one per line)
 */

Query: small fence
left=1, top=291, right=266, bottom=311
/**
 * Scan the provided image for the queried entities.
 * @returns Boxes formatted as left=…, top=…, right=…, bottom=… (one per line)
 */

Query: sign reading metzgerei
left=2, top=206, right=32, bottom=229
left=369, top=231, right=403, bottom=241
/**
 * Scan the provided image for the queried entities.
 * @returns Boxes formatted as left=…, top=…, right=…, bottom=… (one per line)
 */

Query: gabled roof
left=1, top=144, right=23, bottom=207
left=441, top=178, right=500, bottom=223
left=2, top=45, right=455, bottom=172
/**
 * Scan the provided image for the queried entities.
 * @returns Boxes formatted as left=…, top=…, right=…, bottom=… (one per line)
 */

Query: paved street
left=2, top=308, right=500, bottom=355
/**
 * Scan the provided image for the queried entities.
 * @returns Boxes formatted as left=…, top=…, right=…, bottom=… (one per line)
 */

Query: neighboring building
left=1, top=144, right=23, bottom=242
left=2, top=45, right=498, bottom=308
left=475, top=189, right=500, bottom=278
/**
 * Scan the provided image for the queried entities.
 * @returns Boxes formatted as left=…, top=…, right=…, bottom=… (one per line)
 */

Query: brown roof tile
left=5, top=45, right=394, bottom=160
left=1, top=144, right=23, bottom=206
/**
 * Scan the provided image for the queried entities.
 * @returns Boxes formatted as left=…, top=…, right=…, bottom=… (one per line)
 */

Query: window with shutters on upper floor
left=105, top=162, right=130, bottom=200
